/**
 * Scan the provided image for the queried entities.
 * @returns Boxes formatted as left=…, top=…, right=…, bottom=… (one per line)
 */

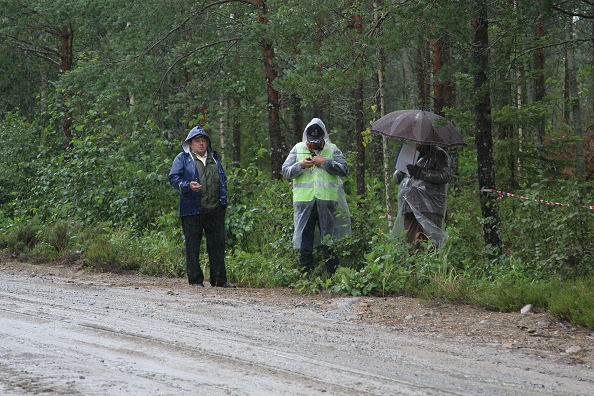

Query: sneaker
left=190, top=282, right=205, bottom=287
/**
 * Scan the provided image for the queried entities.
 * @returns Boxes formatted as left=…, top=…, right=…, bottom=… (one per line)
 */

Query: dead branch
left=153, top=36, right=242, bottom=102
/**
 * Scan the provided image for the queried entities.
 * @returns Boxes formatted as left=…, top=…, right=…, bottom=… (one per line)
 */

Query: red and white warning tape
left=480, top=188, right=594, bottom=210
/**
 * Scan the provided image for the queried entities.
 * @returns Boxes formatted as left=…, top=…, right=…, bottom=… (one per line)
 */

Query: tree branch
left=508, top=38, right=592, bottom=73
left=140, top=0, right=255, bottom=58
left=153, top=37, right=242, bottom=102
left=14, top=44, right=60, bottom=66
left=552, top=5, right=594, bottom=19
left=3, top=33, right=61, bottom=65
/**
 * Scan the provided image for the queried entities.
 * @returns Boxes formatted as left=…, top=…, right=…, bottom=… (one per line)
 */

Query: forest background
left=0, top=0, right=592, bottom=327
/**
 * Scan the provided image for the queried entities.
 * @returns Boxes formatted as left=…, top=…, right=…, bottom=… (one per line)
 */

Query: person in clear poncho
left=392, top=144, right=451, bottom=248
left=282, top=118, right=351, bottom=275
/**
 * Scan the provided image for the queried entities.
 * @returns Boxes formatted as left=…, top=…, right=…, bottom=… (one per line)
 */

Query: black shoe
left=216, top=282, right=236, bottom=288
left=190, top=282, right=204, bottom=287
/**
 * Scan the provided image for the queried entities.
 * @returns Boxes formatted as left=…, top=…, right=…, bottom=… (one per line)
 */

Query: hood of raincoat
left=182, top=126, right=212, bottom=154
left=302, top=118, right=332, bottom=145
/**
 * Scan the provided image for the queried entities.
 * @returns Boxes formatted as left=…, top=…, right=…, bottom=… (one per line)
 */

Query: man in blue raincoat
left=169, top=126, right=235, bottom=288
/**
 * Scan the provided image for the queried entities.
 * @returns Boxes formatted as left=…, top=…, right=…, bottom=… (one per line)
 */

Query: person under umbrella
left=393, top=144, right=451, bottom=248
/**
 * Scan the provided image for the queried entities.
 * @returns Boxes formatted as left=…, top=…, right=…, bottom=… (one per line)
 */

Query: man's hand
left=407, top=164, right=422, bottom=178
left=301, top=157, right=314, bottom=168
left=190, top=181, right=202, bottom=192
left=311, top=154, right=325, bottom=166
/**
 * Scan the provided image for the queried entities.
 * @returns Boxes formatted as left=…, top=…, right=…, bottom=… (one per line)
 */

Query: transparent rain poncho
left=282, top=118, right=351, bottom=249
left=392, top=145, right=451, bottom=246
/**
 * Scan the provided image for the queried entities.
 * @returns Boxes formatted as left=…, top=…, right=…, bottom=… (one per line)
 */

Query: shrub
left=4, top=218, right=42, bottom=256
left=548, top=278, right=594, bottom=328
left=226, top=249, right=301, bottom=288
left=43, top=220, right=81, bottom=254
left=138, top=228, right=186, bottom=277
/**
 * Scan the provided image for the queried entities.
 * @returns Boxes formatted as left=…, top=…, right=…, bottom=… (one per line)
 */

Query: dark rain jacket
left=168, top=126, right=228, bottom=217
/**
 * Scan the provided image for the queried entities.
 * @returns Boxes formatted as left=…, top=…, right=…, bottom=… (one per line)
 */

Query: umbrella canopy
left=371, top=109, right=466, bottom=147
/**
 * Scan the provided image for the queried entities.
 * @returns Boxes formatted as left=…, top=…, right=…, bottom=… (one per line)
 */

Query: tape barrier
left=480, top=188, right=594, bottom=210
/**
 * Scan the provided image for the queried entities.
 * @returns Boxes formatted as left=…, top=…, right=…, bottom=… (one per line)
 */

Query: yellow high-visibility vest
left=293, top=142, right=340, bottom=202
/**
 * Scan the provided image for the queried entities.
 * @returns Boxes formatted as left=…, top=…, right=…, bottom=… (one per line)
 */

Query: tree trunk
left=61, top=24, right=73, bottom=144
left=232, top=98, right=241, bottom=169
left=534, top=0, right=546, bottom=148
left=472, top=0, right=503, bottom=256
left=566, top=16, right=585, bottom=183
left=292, top=94, right=303, bottom=144
left=352, top=10, right=365, bottom=197
left=417, top=38, right=431, bottom=110
left=219, top=94, right=227, bottom=163
left=516, top=60, right=524, bottom=184
left=432, top=33, right=453, bottom=117
left=183, top=69, right=198, bottom=130
left=312, top=19, right=326, bottom=119
left=355, top=80, right=365, bottom=196
left=257, top=0, right=283, bottom=180
left=433, top=31, right=460, bottom=186
left=374, top=0, right=394, bottom=227
left=401, top=49, right=418, bottom=108
left=501, top=44, right=518, bottom=189
left=564, top=42, right=571, bottom=123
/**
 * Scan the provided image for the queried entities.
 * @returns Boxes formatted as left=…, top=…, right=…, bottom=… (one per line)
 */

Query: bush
left=548, top=278, right=594, bottom=328
left=81, top=226, right=142, bottom=272
left=4, top=218, right=42, bottom=256
left=226, top=249, right=301, bottom=288
left=138, top=226, right=186, bottom=277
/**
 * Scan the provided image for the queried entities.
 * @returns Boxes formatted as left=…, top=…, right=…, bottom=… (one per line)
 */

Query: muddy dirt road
left=1, top=261, right=592, bottom=395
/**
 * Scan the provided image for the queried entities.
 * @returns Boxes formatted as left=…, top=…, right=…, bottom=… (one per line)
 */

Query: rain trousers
left=281, top=118, right=351, bottom=249
left=392, top=145, right=451, bottom=246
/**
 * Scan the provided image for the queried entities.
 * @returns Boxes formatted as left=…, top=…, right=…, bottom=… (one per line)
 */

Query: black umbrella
left=371, top=109, right=466, bottom=147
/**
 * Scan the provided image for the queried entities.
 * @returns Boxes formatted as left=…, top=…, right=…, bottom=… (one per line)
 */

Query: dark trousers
left=181, top=207, right=227, bottom=286
left=299, top=203, right=338, bottom=275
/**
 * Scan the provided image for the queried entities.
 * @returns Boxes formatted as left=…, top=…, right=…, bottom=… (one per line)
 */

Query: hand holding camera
left=190, top=181, right=202, bottom=192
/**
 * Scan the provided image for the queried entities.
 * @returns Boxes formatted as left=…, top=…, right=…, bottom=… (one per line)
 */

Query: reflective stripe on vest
left=293, top=142, right=340, bottom=202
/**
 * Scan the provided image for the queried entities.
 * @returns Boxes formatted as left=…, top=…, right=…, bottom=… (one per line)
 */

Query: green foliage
left=225, top=165, right=294, bottom=256
left=3, top=218, right=42, bottom=257
left=548, top=278, right=594, bottom=328
left=82, top=228, right=142, bottom=272
left=327, top=176, right=389, bottom=271
left=226, top=249, right=301, bottom=288
left=137, top=213, right=186, bottom=278
left=469, top=279, right=552, bottom=312
left=0, top=0, right=593, bottom=329
left=44, top=220, right=80, bottom=254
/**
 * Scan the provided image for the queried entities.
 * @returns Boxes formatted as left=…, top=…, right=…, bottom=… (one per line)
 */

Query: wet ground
left=0, top=260, right=592, bottom=395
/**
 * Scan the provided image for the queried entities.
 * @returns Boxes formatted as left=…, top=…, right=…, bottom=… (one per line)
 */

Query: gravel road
left=0, top=261, right=592, bottom=395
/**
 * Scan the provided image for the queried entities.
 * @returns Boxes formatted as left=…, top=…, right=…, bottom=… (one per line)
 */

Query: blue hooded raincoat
left=168, top=126, right=228, bottom=217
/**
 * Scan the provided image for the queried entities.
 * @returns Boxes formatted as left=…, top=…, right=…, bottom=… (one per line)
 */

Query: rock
left=479, top=319, right=490, bottom=325
left=520, top=304, right=533, bottom=314
left=337, top=297, right=361, bottom=309
left=565, top=346, right=582, bottom=354
left=323, top=310, right=344, bottom=319
left=422, top=311, right=436, bottom=317
left=295, top=302, right=305, bottom=307
left=405, top=314, right=413, bottom=320
left=536, top=321, right=550, bottom=328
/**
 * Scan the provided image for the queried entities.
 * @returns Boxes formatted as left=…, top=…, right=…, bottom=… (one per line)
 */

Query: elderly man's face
left=190, top=136, right=208, bottom=156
